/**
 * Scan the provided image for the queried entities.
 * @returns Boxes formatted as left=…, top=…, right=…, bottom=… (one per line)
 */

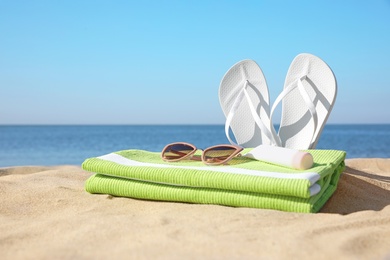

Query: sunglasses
left=161, top=142, right=243, bottom=165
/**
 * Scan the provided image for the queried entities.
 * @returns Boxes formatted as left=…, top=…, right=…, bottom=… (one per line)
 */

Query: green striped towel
left=82, top=149, right=346, bottom=213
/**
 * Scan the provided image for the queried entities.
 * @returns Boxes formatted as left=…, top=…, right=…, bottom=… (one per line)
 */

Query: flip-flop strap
left=270, top=76, right=318, bottom=146
left=225, top=80, right=276, bottom=146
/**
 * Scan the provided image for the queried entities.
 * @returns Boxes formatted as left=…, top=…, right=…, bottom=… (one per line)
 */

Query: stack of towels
left=82, top=148, right=346, bottom=213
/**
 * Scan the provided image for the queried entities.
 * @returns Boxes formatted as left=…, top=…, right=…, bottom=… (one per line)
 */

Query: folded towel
left=82, top=149, right=346, bottom=213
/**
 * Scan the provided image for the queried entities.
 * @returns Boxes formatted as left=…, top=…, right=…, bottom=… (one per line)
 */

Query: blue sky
left=1, top=1, right=389, bottom=124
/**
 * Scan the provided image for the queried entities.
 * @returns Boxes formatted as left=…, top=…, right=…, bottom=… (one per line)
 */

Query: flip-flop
left=219, top=60, right=275, bottom=148
left=270, top=53, right=337, bottom=149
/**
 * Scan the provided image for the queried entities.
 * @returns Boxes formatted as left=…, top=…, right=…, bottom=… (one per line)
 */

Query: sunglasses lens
left=162, top=143, right=195, bottom=161
left=203, top=146, right=239, bottom=165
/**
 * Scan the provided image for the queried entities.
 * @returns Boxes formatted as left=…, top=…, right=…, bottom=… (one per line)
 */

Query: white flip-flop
left=270, top=53, right=337, bottom=150
left=219, top=60, right=276, bottom=148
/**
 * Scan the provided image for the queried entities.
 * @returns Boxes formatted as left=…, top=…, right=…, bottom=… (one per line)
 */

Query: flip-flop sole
left=278, top=53, right=337, bottom=149
left=219, top=60, right=271, bottom=148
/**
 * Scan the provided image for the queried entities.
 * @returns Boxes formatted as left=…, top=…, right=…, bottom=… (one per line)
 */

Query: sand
left=1, top=159, right=390, bottom=259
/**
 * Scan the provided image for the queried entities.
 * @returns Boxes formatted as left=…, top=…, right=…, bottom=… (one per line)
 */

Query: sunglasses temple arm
left=208, top=152, right=242, bottom=165
left=170, top=150, right=202, bottom=161
left=170, top=150, right=189, bottom=157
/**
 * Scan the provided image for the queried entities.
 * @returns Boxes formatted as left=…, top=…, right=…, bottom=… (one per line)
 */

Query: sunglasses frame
left=161, top=142, right=243, bottom=165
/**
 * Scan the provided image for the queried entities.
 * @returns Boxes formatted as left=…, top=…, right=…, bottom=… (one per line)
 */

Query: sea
left=0, top=124, right=389, bottom=167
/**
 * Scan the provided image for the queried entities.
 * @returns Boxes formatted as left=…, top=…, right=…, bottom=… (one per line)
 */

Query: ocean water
left=0, top=124, right=389, bottom=167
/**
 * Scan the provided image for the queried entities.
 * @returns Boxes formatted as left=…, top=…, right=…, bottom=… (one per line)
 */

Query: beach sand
left=1, top=159, right=390, bottom=259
